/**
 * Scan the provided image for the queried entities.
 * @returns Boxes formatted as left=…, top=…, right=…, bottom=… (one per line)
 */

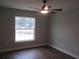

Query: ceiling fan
left=41, top=0, right=62, bottom=14
left=30, top=0, right=62, bottom=14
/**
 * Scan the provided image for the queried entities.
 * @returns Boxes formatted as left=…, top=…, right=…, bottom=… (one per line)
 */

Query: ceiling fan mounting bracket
left=42, top=0, right=47, bottom=4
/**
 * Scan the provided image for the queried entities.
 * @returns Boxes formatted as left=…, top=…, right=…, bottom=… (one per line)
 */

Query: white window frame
left=15, top=16, right=35, bottom=42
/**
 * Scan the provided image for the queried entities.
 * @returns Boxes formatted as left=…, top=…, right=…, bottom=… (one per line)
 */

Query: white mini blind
left=15, top=16, right=35, bottom=42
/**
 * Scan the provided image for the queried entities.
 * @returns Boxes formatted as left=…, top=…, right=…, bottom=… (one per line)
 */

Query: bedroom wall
left=0, top=7, right=49, bottom=51
left=49, top=8, right=79, bottom=58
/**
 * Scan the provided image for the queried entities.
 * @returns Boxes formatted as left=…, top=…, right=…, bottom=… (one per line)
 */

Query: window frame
left=15, top=16, right=35, bottom=42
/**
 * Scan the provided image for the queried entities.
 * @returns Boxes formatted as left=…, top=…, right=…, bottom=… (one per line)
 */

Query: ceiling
left=0, top=0, right=79, bottom=11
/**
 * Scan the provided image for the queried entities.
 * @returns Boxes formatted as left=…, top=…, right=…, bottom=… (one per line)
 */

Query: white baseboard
left=0, top=43, right=47, bottom=53
left=48, top=44, right=79, bottom=59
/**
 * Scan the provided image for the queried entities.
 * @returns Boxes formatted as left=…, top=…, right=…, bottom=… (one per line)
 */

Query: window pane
left=15, top=17, right=35, bottom=29
left=15, top=16, right=35, bottom=42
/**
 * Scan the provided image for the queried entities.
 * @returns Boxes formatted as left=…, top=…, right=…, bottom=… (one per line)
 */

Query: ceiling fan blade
left=29, top=7, right=39, bottom=9
left=50, top=12, right=56, bottom=13
left=48, top=5, right=52, bottom=8
left=52, top=9, right=62, bottom=11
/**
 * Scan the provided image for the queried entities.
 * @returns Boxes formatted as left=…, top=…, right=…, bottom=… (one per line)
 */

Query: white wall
left=0, top=7, right=49, bottom=51
left=49, top=8, right=79, bottom=58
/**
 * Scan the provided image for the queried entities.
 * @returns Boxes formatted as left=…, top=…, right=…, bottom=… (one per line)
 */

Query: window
left=15, top=16, right=35, bottom=42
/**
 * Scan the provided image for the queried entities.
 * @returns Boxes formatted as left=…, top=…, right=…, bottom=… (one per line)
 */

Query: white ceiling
left=0, top=0, right=79, bottom=11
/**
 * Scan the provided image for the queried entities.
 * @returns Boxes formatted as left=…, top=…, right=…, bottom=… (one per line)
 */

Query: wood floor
left=0, top=46, right=75, bottom=59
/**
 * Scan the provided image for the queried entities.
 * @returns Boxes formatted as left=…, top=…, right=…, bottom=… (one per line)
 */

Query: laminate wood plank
left=0, top=46, right=75, bottom=59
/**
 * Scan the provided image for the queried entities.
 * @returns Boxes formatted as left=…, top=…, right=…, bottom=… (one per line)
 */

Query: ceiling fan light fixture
left=44, top=6, right=48, bottom=10
left=42, top=5, right=48, bottom=10
left=41, top=10, right=49, bottom=14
